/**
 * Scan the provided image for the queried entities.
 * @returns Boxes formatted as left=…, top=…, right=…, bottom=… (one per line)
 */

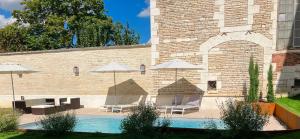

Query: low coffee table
left=31, top=105, right=55, bottom=115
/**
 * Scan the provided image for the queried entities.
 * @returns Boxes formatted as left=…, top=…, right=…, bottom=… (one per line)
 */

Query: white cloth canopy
left=91, top=62, right=138, bottom=73
left=0, top=63, right=37, bottom=110
left=151, top=59, right=202, bottom=70
left=91, top=62, right=138, bottom=105
left=0, top=63, right=36, bottom=74
left=151, top=59, right=202, bottom=105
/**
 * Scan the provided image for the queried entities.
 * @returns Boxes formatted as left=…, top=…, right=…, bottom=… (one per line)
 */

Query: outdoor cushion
left=25, top=99, right=47, bottom=107
left=181, top=95, right=200, bottom=106
left=185, top=100, right=199, bottom=106
left=172, top=95, right=184, bottom=105
left=31, top=105, right=54, bottom=108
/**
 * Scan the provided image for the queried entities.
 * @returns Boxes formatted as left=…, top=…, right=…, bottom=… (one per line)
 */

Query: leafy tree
left=123, top=22, right=140, bottom=45
left=267, top=65, right=275, bottom=102
left=0, top=0, right=140, bottom=52
left=112, top=22, right=125, bottom=45
left=248, top=56, right=259, bottom=102
left=110, top=22, right=140, bottom=46
left=0, top=24, right=28, bottom=52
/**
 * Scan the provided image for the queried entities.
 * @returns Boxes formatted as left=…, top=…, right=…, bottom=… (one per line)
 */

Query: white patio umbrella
left=0, top=63, right=37, bottom=109
left=91, top=62, right=138, bottom=105
left=151, top=59, right=202, bottom=104
left=151, top=59, right=202, bottom=81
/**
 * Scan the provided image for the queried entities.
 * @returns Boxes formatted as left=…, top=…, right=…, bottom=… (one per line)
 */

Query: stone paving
left=19, top=108, right=287, bottom=131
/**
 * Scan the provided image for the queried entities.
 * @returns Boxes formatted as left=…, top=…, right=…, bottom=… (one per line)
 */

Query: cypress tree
left=267, top=65, right=275, bottom=102
left=247, top=56, right=259, bottom=102
left=248, top=56, right=254, bottom=102
left=254, top=63, right=259, bottom=101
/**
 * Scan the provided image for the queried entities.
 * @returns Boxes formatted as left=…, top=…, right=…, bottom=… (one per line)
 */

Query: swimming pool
left=19, top=116, right=225, bottom=133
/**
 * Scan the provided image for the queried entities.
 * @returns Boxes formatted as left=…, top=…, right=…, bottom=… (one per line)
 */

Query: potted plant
left=247, top=57, right=275, bottom=115
left=258, top=65, right=276, bottom=115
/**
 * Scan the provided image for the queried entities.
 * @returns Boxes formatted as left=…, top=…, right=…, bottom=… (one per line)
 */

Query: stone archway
left=199, top=32, right=274, bottom=94
left=207, top=41, right=264, bottom=95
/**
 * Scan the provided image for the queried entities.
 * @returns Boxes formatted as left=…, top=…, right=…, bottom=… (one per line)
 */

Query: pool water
left=19, top=116, right=225, bottom=133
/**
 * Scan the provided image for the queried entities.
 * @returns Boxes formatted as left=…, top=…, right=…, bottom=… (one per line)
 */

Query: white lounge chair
left=170, top=96, right=200, bottom=116
left=111, top=104, right=138, bottom=112
left=100, top=105, right=114, bottom=112
left=102, top=96, right=143, bottom=112
left=156, top=105, right=173, bottom=115
left=155, top=95, right=184, bottom=115
left=171, top=104, right=199, bottom=116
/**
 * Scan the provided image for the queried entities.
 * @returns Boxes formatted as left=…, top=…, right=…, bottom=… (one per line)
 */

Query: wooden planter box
left=274, top=104, right=300, bottom=129
left=255, top=102, right=276, bottom=115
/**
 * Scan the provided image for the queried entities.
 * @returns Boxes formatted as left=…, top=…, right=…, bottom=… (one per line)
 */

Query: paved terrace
left=19, top=108, right=286, bottom=131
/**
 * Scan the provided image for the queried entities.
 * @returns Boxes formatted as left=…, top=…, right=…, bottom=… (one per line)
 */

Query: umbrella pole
left=10, top=72, right=16, bottom=110
left=175, top=69, right=178, bottom=105
left=114, top=71, right=117, bottom=105
left=175, top=68, right=177, bottom=83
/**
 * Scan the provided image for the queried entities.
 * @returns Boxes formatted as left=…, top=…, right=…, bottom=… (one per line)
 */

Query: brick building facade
left=150, top=0, right=300, bottom=108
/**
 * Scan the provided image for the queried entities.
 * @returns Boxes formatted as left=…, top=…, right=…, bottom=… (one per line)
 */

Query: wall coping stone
left=274, top=50, right=300, bottom=54
left=0, top=44, right=151, bottom=56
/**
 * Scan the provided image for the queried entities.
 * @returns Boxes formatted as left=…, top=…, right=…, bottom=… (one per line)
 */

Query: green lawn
left=276, top=95, right=300, bottom=116
left=1, top=131, right=300, bottom=139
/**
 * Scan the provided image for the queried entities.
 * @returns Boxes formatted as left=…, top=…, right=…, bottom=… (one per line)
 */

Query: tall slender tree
left=267, top=65, right=275, bottom=102
left=248, top=56, right=259, bottom=102
left=254, top=62, right=259, bottom=99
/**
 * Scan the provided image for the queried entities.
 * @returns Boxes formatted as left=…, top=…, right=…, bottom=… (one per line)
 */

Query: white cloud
left=137, top=0, right=150, bottom=18
left=0, top=15, right=16, bottom=28
left=138, top=7, right=150, bottom=18
left=0, top=0, right=23, bottom=12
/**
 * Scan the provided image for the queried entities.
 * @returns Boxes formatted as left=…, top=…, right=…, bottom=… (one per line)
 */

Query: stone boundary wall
left=0, top=45, right=152, bottom=108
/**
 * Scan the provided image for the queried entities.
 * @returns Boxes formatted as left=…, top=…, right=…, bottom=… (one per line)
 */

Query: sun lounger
left=156, top=105, right=173, bottom=115
left=100, top=104, right=137, bottom=112
left=155, top=95, right=184, bottom=115
left=171, top=104, right=199, bottom=116
left=102, top=95, right=143, bottom=112
left=111, top=104, right=138, bottom=112
left=170, top=96, right=200, bottom=116
left=100, top=105, right=114, bottom=112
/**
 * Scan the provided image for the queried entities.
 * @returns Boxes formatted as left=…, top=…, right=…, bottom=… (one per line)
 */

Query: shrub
left=39, top=112, right=77, bottom=136
left=203, top=120, right=218, bottom=139
left=0, top=108, right=19, bottom=132
left=204, top=119, right=218, bottom=130
left=121, top=104, right=170, bottom=138
left=220, top=99, right=269, bottom=137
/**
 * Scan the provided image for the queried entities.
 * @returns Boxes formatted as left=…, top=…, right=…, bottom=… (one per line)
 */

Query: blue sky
left=104, top=0, right=150, bottom=43
left=0, top=0, right=150, bottom=44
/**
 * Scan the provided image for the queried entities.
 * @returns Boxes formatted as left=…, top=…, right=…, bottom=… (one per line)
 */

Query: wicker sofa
left=14, top=98, right=55, bottom=113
